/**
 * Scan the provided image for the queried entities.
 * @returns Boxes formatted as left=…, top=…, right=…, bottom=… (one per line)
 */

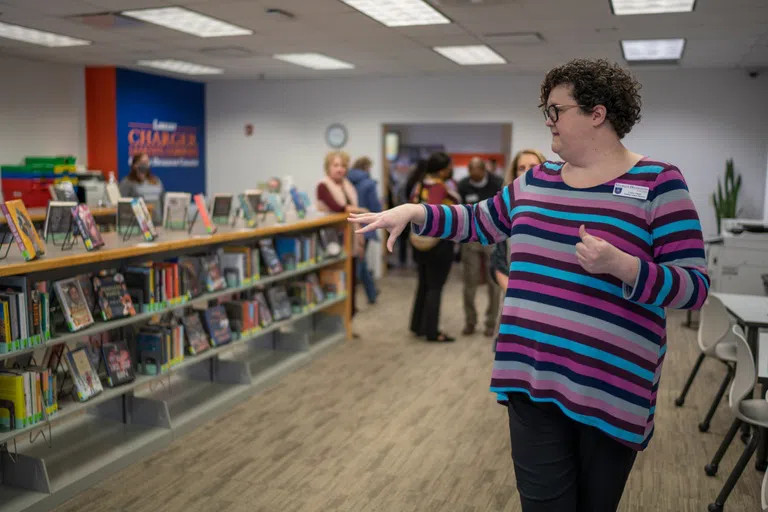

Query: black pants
left=410, top=240, right=453, bottom=339
left=507, top=393, right=637, bottom=512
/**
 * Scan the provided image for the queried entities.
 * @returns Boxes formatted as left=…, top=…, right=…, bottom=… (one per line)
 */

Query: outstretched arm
left=349, top=185, right=515, bottom=252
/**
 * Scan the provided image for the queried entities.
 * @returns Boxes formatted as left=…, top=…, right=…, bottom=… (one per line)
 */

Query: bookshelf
left=0, top=212, right=353, bottom=512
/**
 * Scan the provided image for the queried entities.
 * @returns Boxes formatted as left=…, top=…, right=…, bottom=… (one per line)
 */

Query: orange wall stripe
left=85, top=67, right=117, bottom=179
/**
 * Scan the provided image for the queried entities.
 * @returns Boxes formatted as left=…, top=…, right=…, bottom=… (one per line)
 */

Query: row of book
left=0, top=269, right=347, bottom=427
left=0, top=228, right=346, bottom=353
left=2, top=182, right=316, bottom=263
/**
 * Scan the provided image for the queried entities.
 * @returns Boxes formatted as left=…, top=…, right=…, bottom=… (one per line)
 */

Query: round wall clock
left=325, top=123, right=348, bottom=148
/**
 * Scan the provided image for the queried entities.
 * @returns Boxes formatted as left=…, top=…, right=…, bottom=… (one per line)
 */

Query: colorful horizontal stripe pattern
left=412, top=159, right=709, bottom=450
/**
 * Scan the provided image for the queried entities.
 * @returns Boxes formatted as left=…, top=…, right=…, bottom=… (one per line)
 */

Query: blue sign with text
left=116, top=69, right=206, bottom=195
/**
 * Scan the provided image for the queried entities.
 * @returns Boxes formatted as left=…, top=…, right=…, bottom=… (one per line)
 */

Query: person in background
left=491, top=149, right=547, bottom=290
left=350, top=58, right=709, bottom=511
left=457, top=157, right=503, bottom=336
left=409, top=152, right=460, bottom=342
left=347, top=156, right=383, bottom=304
left=396, top=160, right=429, bottom=268
left=119, top=152, right=164, bottom=225
left=316, top=150, right=366, bottom=321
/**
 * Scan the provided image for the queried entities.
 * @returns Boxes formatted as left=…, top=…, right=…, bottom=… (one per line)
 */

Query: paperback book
left=102, top=340, right=134, bottom=387
left=54, top=278, right=95, bottom=332
left=193, top=194, right=216, bottom=234
left=43, top=201, right=77, bottom=242
left=211, top=194, right=233, bottom=225
left=71, top=204, right=105, bottom=251
left=163, top=192, right=191, bottom=230
left=93, top=272, right=136, bottom=321
left=65, top=347, right=103, bottom=402
left=1, top=200, right=45, bottom=261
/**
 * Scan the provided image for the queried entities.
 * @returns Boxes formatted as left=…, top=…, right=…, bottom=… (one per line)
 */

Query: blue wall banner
left=116, top=69, right=206, bottom=196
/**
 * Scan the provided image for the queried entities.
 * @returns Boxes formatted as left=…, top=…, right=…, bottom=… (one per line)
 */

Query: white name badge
left=613, top=183, right=649, bottom=200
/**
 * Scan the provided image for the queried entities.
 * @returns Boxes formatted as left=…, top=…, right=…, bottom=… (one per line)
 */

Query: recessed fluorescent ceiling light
left=121, top=7, right=252, bottom=37
left=621, top=38, right=685, bottom=61
left=611, top=0, right=696, bottom=15
left=0, top=21, right=91, bottom=47
left=273, top=53, right=354, bottom=70
left=341, top=0, right=450, bottom=27
left=434, top=45, right=506, bottom=65
left=138, top=59, right=223, bottom=75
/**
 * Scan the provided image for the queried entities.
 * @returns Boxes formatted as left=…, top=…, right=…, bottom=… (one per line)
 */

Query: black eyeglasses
left=541, top=104, right=588, bottom=123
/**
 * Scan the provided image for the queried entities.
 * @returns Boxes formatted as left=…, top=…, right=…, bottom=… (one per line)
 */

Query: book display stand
left=0, top=212, right=353, bottom=512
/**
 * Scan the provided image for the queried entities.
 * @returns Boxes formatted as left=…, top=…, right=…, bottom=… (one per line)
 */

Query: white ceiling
left=0, top=0, right=766, bottom=80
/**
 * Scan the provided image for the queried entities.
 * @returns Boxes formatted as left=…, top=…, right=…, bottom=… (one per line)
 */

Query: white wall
left=391, top=123, right=504, bottom=154
left=0, top=56, right=86, bottom=169
left=207, top=69, right=768, bottom=241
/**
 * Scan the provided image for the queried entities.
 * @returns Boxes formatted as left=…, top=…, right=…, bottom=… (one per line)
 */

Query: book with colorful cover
left=71, top=204, right=104, bottom=251
left=93, top=272, right=136, bottom=321
left=65, top=347, right=103, bottom=402
left=1, top=200, right=45, bottom=261
left=193, top=194, right=217, bottom=234
left=203, top=305, right=232, bottom=347
left=102, top=341, right=134, bottom=387
left=289, top=186, right=307, bottom=218
left=130, top=198, right=155, bottom=241
left=181, top=313, right=210, bottom=355
left=238, top=193, right=257, bottom=228
left=54, top=278, right=95, bottom=332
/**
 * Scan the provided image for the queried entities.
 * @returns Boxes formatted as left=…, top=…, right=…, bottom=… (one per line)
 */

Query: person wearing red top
left=409, top=152, right=460, bottom=342
left=316, top=151, right=366, bottom=321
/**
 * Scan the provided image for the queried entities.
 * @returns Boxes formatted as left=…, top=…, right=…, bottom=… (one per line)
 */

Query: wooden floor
left=54, top=270, right=764, bottom=511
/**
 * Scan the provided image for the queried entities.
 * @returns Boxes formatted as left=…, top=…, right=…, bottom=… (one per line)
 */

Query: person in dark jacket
left=457, top=157, right=503, bottom=336
left=348, top=157, right=382, bottom=304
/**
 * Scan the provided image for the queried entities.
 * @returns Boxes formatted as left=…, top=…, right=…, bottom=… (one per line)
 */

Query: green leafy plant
left=711, top=158, right=741, bottom=234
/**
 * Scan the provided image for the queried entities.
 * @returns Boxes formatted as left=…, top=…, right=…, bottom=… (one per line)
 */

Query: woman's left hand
left=575, top=225, right=623, bottom=275
left=576, top=225, right=639, bottom=284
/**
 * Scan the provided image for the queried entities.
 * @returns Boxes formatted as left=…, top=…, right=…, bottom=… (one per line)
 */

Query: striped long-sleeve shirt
left=412, top=159, right=709, bottom=450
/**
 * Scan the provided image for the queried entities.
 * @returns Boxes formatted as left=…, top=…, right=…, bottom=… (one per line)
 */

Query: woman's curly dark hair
left=540, top=59, right=642, bottom=139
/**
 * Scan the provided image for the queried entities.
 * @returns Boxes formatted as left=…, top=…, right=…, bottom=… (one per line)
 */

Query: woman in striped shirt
left=350, top=59, right=709, bottom=511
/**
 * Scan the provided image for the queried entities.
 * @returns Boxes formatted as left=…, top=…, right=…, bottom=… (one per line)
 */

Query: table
left=713, top=292, right=768, bottom=470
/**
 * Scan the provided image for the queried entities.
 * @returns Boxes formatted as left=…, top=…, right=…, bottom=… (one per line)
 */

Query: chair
left=704, top=325, right=767, bottom=512
left=675, top=295, right=737, bottom=433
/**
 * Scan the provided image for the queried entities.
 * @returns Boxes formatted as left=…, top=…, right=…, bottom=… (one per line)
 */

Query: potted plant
left=712, top=158, right=741, bottom=234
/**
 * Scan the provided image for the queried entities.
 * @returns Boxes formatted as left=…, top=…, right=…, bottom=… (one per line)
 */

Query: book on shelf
left=253, top=292, right=273, bottom=327
left=49, top=181, right=78, bottom=202
left=1, top=199, right=45, bottom=261
left=306, top=273, right=326, bottom=304
left=318, top=228, right=343, bottom=258
left=238, top=193, right=258, bottom=228
left=266, top=285, right=292, bottom=322
left=258, top=238, right=283, bottom=276
left=211, top=193, right=233, bottom=225
left=201, top=254, right=226, bottom=292
left=131, top=197, right=157, bottom=241
left=319, top=269, right=347, bottom=298
left=0, top=366, right=57, bottom=431
left=289, top=186, right=307, bottom=218
left=76, top=273, right=98, bottom=316
left=265, top=193, right=285, bottom=223
left=54, top=277, right=95, bottom=332
left=93, top=272, right=136, bottom=321
left=163, top=192, right=191, bottom=230
left=136, top=320, right=185, bottom=375
left=65, top=346, right=103, bottom=402
left=224, top=300, right=258, bottom=335
left=181, top=312, right=210, bottom=355
left=43, top=201, right=77, bottom=242
left=105, top=182, right=121, bottom=206
left=71, top=203, right=105, bottom=251
left=0, top=277, right=50, bottom=353
left=116, top=198, right=137, bottom=235
left=203, top=305, right=232, bottom=347
left=193, top=194, right=216, bottom=234
left=102, top=340, right=134, bottom=387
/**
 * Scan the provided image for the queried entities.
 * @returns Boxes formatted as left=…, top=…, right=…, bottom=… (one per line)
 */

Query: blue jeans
left=357, top=240, right=378, bottom=304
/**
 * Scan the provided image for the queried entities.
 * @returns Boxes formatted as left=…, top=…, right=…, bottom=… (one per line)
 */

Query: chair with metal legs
left=675, top=295, right=737, bottom=433
left=704, top=325, right=768, bottom=512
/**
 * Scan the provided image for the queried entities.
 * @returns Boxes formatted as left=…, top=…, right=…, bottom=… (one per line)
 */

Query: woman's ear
left=591, top=105, right=608, bottom=127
